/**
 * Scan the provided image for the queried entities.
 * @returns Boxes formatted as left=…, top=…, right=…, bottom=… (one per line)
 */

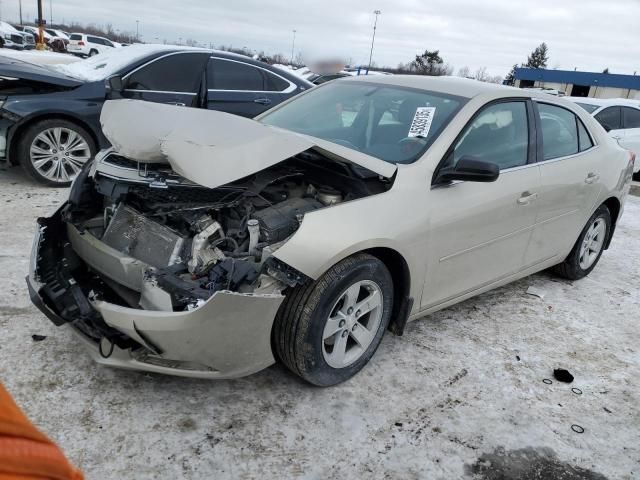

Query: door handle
left=517, top=191, right=538, bottom=205
left=253, top=98, right=272, bottom=105
left=585, top=172, right=600, bottom=184
left=167, top=101, right=186, bottom=107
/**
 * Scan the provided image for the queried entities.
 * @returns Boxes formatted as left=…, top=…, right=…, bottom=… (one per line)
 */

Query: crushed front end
left=27, top=148, right=390, bottom=378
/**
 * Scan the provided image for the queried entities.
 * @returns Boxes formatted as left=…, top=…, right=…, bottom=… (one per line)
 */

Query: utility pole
left=290, top=29, right=296, bottom=65
left=18, top=0, right=23, bottom=24
left=36, top=0, right=45, bottom=49
left=367, top=10, right=381, bottom=73
left=49, top=0, right=52, bottom=25
left=136, top=20, right=139, bottom=42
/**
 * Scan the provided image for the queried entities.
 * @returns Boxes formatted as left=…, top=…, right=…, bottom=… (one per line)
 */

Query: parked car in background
left=27, top=77, right=633, bottom=385
left=45, top=29, right=70, bottom=41
left=0, top=22, right=32, bottom=50
left=307, top=72, right=351, bottom=85
left=0, top=45, right=312, bottom=185
left=20, top=25, right=54, bottom=45
left=67, top=33, right=118, bottom=57
left=568, top=97, right=640, bottom=180
left=9, top=25, right=36, bottom=49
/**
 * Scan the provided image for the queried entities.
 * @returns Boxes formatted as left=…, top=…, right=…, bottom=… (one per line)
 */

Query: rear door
left=525, top=102, right=603, bottom=265
left=206, top=57, right=295, bottom=117
left=123, top=52, right=209, bottom=108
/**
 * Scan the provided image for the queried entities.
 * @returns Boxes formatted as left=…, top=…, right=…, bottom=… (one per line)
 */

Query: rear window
left=69, top=34, right=82, bottom=40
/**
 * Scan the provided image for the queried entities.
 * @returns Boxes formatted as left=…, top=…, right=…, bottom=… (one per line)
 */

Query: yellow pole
left=36, top=0, right=46, bottom=50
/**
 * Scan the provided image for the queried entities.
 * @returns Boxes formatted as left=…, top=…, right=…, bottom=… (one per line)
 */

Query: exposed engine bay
left=63, top=149, right=392, bottom=315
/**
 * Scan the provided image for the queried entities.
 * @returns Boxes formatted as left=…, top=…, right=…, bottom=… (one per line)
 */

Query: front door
left=123, top=52, right=209, bottom=108
left=422, top=99, right=540, bottom=308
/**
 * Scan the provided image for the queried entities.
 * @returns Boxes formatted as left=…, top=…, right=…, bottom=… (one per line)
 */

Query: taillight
left=630, top=150, right=636, bottom=167
left=78, top=41, right=85, bottom=46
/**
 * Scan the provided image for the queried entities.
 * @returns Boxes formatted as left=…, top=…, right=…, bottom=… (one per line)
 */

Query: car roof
left=338, top=74, right=520, bottom=99
left=565, top=96, right=640, bottom=108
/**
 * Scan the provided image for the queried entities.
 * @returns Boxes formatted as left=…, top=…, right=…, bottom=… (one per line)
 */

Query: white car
left=21, top=25, right=54, bottom=44
left=67, top=33, right=118, bottom=57
left=0, top=21, right=31, bottom=50
left=568, top=97, right=640, bottom=179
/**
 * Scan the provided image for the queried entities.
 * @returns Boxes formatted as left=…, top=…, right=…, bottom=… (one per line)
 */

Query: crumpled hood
left=100, top=99, right=396, bottom=188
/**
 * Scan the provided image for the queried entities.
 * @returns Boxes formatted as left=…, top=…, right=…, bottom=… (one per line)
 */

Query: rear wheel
left=272, top=254, right=393, bottom=386
left=89, top=49, right=98, bottom=56
left=553, top=205, right=611, bottom=280
left=18, top=119, right=96, bottom=186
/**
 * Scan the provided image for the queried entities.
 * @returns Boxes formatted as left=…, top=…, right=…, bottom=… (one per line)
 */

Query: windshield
left=260, top=81, right=465, bottom=164
left=575, top=102, right=600, bottom=114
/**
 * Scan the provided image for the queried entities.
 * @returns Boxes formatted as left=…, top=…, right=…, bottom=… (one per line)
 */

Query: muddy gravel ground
left=1, top=165, right=639, bottom=480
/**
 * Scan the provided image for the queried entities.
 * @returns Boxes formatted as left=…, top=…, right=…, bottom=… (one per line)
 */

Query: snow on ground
left=0, top=164, right=638, bottom=479
left=0, top=49, right=81, bottom=65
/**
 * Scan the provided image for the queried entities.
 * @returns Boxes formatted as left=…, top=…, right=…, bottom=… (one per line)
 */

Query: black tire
left=89, top=49, right=98, bottom=57
left=18, top=118, right=96, bottom=187
left=553, top=205, right=611, bottom=280
left=633, top=171, right=640, bottom=182
left=272, top=253, right=394, bottom=386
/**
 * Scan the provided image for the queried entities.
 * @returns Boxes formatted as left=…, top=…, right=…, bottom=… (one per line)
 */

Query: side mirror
left=105, top=75, right=124, bottom=99
left=435, top=156, right=500, bottom=184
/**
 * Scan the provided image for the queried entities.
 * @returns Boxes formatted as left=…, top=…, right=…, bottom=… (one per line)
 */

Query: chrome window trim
left=123, top=89, right=197, bottom=96
left=208, top=56, right=297, bottom=94
left=534, top=144, right=601, bottom=166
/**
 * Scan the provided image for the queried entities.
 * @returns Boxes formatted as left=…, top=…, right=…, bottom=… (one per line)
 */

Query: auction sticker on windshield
left=408, top=107, right=436, bottom=138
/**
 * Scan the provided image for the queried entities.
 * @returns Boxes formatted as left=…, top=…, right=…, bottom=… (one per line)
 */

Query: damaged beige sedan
left=27, top=76, right=635, bottom=385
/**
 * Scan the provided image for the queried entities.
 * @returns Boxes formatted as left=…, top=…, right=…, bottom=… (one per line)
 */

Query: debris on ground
left=553, top=369, right=574, bottom=383
left=526, top=286, right=547, bottom=300
left=30, top=334, right=47, bottom=342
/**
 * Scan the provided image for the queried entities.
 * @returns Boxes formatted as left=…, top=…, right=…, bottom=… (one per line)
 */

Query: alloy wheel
left=322, top=280, right=384, bottom=368
left=29, top=127, right=91, bottom=184
left=579, top=217, right=606, bottom=270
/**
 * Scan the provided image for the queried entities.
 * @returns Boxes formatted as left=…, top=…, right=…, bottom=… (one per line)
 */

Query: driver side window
left=448, top=101, right=529, bottom=170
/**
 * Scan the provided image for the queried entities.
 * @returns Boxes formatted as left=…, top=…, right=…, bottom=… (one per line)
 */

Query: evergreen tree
left=525, top=43, right=549, bottom=69
left=504, top=64, right=519, bottom=85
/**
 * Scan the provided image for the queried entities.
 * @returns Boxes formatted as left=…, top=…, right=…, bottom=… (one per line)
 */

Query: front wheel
left=553, top=205, right=611, bottom=280
left=88, top=49, right=98, bottom=57
left=18, top=119, right=96, bottom=186
left=272, top=253, right=394, bottom=386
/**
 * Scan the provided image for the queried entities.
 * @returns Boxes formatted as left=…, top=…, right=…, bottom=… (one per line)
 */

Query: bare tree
left=457, top=66, right=471, bottom=78
left=474, top=66, right=489, bottom=82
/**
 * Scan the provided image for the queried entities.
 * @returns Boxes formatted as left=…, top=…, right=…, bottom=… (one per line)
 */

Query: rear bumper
left=27, top=206, right=285, bottom=379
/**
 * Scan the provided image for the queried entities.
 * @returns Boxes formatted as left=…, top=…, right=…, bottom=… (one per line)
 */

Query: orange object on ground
left=0, top=382, right=83, bottom=480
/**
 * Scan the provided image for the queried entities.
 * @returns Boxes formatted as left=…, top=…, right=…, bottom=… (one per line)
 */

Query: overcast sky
left=3, top=0, right=639, bottom=77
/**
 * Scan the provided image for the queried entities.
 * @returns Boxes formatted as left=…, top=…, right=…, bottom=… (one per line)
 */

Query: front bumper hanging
left=27, top=205, right=285, bottom=379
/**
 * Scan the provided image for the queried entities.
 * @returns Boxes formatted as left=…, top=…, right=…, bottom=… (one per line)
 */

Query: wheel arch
left=8, top=112, right=100, bottom=165
left=362, top=247, right=413, bottom=336
left=602, top=196, right=621, bottom=249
